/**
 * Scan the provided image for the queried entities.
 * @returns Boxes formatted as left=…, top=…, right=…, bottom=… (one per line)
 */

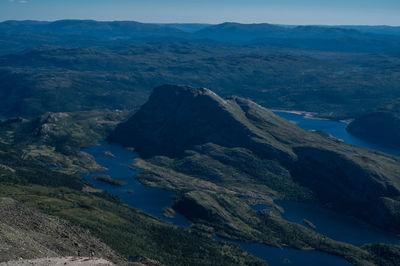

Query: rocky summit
left=109, top=84, right=307, bottom=159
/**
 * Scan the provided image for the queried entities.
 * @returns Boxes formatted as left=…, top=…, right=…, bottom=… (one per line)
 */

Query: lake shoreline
left=270, top=109, right=353, bottom=124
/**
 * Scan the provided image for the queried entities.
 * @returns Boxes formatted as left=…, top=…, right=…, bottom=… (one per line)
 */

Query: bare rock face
left=0, top=257, right=116, bottom=266
left=33, top=112, right=71, bottom=140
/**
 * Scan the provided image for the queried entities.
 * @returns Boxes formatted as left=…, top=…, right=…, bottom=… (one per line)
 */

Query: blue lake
left=277, top=200, right=400, bottom=246
left=274, top=111, right=400, bottom=157
left=81, top=142, right=190, bottom=228
left=80, top=111, right=400, bottom=266
left=214, top=236, right=352, bottom=266
left=273, top=111, right=400, bottom=246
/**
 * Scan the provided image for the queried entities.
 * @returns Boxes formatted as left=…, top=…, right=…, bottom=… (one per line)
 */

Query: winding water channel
left=81, top=111, right=400, bottom=266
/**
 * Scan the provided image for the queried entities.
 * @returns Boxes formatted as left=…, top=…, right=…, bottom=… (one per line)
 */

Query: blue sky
left=1, top=0, right=400, bottom=25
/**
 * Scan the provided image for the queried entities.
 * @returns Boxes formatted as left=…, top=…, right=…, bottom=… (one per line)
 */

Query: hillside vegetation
left=1, top=43, right=400, bottom=122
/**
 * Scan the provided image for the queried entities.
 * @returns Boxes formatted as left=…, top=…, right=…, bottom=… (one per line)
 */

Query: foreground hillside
left=0, top=197, right=124, bottom=264
left=0, top=139, right=266, bottom=266
left=0, top=257, right=115, bottom=266
left=110, top=84, right=400, bottom=265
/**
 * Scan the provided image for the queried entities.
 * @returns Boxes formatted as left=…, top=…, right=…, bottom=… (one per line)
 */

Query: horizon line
left=0, top=19, right=399, bottom=27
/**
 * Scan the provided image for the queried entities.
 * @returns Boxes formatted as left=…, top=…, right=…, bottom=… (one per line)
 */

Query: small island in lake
left=103, top=151, right=116, bottom=158
left=303, top=218, right=317, bottom=229
left=93, top=175, right=126, bottom=186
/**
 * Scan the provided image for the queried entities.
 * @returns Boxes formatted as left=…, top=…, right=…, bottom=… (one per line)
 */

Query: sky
left=1, top=0, right=400, bottom=26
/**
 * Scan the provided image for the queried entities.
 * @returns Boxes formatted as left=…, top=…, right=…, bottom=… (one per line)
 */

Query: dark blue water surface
left=214, top=236, right=352, bottom=266
left=277, top=200, right=400, bottom=246
left=274, top=111, right=400, bottom=157
left=81, top=142, right=190, bottom=228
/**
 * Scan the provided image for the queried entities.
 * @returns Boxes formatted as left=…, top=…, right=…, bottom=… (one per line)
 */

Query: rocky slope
left=0, top=256, right=163, bottom=266
left=110, top=84, right=400, bottom=235
left=0, top=197, right=125, bottom=264
left=0, top=257, right=115, bottom=266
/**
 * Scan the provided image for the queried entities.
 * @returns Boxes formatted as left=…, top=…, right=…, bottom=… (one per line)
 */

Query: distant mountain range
left=2, top=20, right=400, bottom=39
left=0, top=20, right=186, bottom=39
left=1, top=20, right=400, bottom=54
left=195, top=22, right=390, bottom=42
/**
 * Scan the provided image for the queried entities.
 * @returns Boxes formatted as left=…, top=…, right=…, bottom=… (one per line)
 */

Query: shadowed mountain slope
left=110, top=84, right=400, bottom=233
left=347, top=100, right=400, bottom=150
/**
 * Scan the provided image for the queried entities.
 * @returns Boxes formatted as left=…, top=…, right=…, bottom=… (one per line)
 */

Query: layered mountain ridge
left=1, top=20, right=400, bottom=56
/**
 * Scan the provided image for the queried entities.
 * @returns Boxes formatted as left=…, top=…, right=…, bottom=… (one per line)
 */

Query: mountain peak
left=151, top=84, right=227, bottom=107
left=154, top=84, right=219, bottom=98
left=108, top=84, right=298, bottom=159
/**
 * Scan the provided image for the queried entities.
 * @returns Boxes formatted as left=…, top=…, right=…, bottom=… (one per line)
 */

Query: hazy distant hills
left=159, top=23, right=211, bottom=33
left=1, top=20, right=400, bottom=55
left=330, top=25, right=400, bottom=37
left=195, top=22, right=381, bottom=41
left=2, top=20, right=399, bottom=41
left=195, top=22, right=400, bottom=52
left=0, top=19, right=186, bottom=39
left=0, top=20, right=189, bottom=55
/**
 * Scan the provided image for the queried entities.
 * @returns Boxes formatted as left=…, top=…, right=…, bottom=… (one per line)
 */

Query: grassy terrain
left=0, top=110, right=130, bottom=173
